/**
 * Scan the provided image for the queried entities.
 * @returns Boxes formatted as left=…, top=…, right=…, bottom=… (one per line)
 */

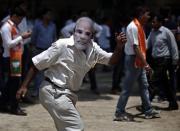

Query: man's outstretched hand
left=16, top=86, right=28, bottom=100
left=115, top=32, right=127, bottom=48
left=108, top=32, right=127, bottom=65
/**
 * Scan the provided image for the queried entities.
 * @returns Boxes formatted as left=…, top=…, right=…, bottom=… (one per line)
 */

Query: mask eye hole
left=75, top=29, right=82, bottom=34
left=85, top=32, right=92, bottom=37
left=75, top=28, right=92, bottom=39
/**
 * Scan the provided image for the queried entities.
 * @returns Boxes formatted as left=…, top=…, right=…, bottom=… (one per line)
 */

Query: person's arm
left=16, top=64, right=38, bottom=99
left=1, top=25, right=22, bottom=48
left=61, top=23, right=75, bottom=38
left=108, top=32, right=126, bottom=65
left=18, top=17, right=32, bottom=45
left=94, top=23, right=103, bottom=38
left=16, top=40, right=61, bottom=99
left=167, top=30, right=179, bottom=65
left=146, top=32, right=152, bottom=50
left=53, top=23, right=57, bottom=41
left=1, top=24, right=31, bottom=48
left=134, top=45, right=147, bottom=66
left=131, top=24, right=150, bottom=71
left=134, top=45, right=151, bottom=72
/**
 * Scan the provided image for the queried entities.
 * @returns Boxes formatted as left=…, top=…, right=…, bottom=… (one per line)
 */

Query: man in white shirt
left=114, top=6, right=160, bottom=121
left=0, top=6, right=31, bottom=116
left=1, top=0, right=31, bottom=79
left=16, top=17, right=126, bottom=131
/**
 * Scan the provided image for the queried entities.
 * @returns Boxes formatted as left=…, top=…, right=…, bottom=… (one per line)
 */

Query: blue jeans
left=115, top=55, right=152, bottom=115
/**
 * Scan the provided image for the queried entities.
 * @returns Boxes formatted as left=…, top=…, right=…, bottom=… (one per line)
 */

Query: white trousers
left=39, top=81, right=84, bottom=131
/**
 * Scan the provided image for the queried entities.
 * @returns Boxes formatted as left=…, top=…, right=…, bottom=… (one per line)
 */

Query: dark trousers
left=0, top=53, right=4, bottom=91
left=0, top=57, right=21, bottom=110
left=22, top=44, right=31, bottom=81
left=112, top=51, right=124, bottom=90
left=151, top=57, right=177, bottom=103
left=88, top=68, right=97, bottom=90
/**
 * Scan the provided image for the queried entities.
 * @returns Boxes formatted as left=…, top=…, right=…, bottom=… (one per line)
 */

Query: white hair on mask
left=75, top=17, right=95, bottom=33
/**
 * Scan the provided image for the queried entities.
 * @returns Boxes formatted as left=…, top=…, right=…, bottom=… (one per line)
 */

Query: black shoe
left=0, top=105, right=9, bottom=113
left=10, top=108, right=27, bottom=116
left=21, top=96, right=34, bottom=104
left=91, top=89, right=100, bottom=95
left=167, top=102, right=179, bottom=110
left=110, top=89, right=119, bottom=94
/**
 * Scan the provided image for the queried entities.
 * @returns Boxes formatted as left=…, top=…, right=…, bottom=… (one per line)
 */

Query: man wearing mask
left=16, top=17, right=126, bottom=130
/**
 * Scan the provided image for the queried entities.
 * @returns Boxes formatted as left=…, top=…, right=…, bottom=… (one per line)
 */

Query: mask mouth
left=75, top=41, right=89, bottom=50
left=77, top=39, right=88, bottom=45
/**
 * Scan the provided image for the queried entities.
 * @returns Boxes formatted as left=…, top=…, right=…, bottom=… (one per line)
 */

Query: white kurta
left=32, top=35, right=112, bottom=91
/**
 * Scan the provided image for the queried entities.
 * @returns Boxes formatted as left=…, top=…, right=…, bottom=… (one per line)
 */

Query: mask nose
left=79, top=33, right=87, bottom=40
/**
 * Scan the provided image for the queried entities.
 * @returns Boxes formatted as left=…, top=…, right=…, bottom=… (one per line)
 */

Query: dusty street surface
left=0, top=69, right=180, bottom=131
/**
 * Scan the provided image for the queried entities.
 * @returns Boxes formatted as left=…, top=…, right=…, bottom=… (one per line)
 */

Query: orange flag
left=133, top=18, right=146, bottom=68
left=8, top=20, right=22, bottom=77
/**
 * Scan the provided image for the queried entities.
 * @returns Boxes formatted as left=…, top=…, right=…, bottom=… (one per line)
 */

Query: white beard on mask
left=74, top=41, right=89, bottom=50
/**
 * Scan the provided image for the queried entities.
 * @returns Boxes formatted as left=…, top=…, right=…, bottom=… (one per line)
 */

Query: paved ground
left=0, top=67, right=180, bottom=131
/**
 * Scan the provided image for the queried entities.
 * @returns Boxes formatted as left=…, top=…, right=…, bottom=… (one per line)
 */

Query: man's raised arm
left=109, top=32, right=126, bottom=65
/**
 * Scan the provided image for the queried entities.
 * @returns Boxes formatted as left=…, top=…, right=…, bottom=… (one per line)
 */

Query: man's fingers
left=22, top=94, right=25, bottom=98
left=115, top=32, right=127, bottom=45
left=16, top=90, right=26, bottom=100
left=115, top=32, right=125, bottom=37
left=16, top=92, right=21, bottom=99
left=122, top=37, right=127, bottom=42
left=121, top=37, right=127, bottom=43
left=115, top=32, right=118, bottom=36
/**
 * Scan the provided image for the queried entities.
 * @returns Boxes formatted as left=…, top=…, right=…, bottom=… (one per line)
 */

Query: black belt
left=153, top=56, right=171, bottom=61
left=44, top=77, right=75, bottom=94
left=45, top=77, right=60, bottom=88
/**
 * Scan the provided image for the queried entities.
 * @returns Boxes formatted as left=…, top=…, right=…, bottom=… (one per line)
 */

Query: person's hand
left=172, top=64, right=179, bottom=72
left=115, top=32, right=127, bottom=49
left=21, top=31, right=31, bottom=39
left=16, top=86, right=28, bottom=100
left=144, top=64, right=152, bottom=75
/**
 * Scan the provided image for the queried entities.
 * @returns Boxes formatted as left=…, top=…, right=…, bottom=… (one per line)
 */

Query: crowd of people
left=0, top=0, right=179, bottom=130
